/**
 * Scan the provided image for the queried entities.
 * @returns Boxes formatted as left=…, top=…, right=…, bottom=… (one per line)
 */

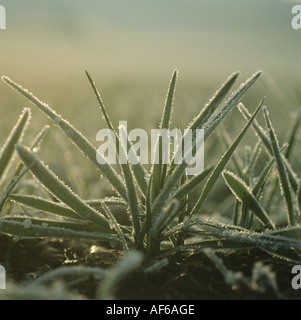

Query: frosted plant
left=0, top=69, right=300, bottom=265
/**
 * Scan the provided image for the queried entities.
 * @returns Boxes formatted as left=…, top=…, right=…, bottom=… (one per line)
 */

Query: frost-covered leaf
left=263, top=107, right=296, bottom=226
left=223, top=170, right=275, bottom=229
left=0, top=108, right=31, bottom=180
left=16, top=144, right=111, bottom=231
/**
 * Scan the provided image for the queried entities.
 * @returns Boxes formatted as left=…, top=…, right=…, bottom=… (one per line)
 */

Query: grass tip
left=23, top=107, right=31, bottom=114
left=262, top=105, right=269, bottom=117
left=1, top=75, right=10, bottom=83
left=15, top=143, right=27, bottom=153
left=15, top=144, right=34, bottom=160
left=232, top=71, right=240, bottom=77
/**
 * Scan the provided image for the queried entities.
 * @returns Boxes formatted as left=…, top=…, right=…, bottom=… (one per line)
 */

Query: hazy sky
left=0, top=1, right=300, bottom=83
left=0, top=0, right=300, bottom=146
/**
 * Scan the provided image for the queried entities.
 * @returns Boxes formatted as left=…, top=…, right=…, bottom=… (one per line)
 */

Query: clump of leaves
left=0, top=107, right=49, bottom=215
left=1, top=69, right=300, bottom=264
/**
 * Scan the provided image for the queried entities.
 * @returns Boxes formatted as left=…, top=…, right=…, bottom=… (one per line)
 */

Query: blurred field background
left=0, top=0, right=300, bottom=206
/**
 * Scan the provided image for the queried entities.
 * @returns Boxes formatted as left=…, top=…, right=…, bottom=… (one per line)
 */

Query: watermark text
left=0, top=5, right=6, bottom=30
left=291, top=265, right=301, bottom=290
left=0, top=265, right=5, bottom=289
left=96, top=121, right=204, bottom=175
left=292, top=5, right=301, bottom=30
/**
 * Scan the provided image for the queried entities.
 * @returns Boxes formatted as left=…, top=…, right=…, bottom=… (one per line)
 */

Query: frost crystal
left=22, top=219, right=32, bottom=229
left=65, top=128, right=74, bottom=138
left=54, top=115, right=62, bottom=125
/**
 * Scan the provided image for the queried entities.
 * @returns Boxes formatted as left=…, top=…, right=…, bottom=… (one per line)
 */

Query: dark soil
left=0, top=233, right=300, bottom=300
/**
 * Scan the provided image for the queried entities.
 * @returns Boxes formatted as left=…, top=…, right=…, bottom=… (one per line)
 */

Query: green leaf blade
left=172, top=166, right=213, bottom=201
left=0, top=108, right=31, bottom=180
left=1, top=76, right=127, bottom=200
left=222, top=170, right=275, bottom=229
left=15, top=144, right=111, bottom=231
left=263, top=107, right=296, bottom=226
left=0, top=217, right=118, bottom=240
left=239, top=103, right=299, bottom=193
left=189, top=98, right=264, bottom=217
left=9, top=194, right=85, bottom=221
left=189, top=71, right=239, bottom=132
left=151, top=70, right=178, bottom=201
left=203, top=71, right=261, bottom=141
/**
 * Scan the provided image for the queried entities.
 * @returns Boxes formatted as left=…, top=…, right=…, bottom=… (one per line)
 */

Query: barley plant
left=1, top=69, right=301, bottom=274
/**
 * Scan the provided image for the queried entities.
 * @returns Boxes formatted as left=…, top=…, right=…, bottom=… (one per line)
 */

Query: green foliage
left=0, top=108, right=49, bottom=213
left=1, top=69, right=300, bottom=264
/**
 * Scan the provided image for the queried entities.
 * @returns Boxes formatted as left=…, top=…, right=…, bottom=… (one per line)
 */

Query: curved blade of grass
left=202, top=71, right=261, bottom=141
left=172, top=166, right=213, bottom=201
left=267, top=226, right=301, bottom=240
left=86, top=197, right=127, bottom=208
left=217, top=128, right=244, bottom=177
left=85, top=71, right=116, bottom=134
left=0, top=166, right=29, bottom=215
left=162, top=240, right=253, bottom=254
left=233, top=200, right=241, bottom=226
left=192, top=219, right=301, bottom=263
left=239, top=103, right=299, bottom=192
left=86, top=70, right=147, bottom=197
left=12, top=124, right=50, bottom=178
left=152, top=92, right=250, bottom=219
left=167, top=71, right=240, bottom=176
left=121, top=165, right=141, bottom=242
left=131, top=163, right=148, bottom=196
left=148, top=199, right=180, bottom=256
left=189, top=99, right=264, bottom=218
left=100, top=201, right=129, bottom=251
left=151, top=69, right=178, bottom=201
left=151, top=199, right=180, bottom=239
left=238, top=103, right=272, bottom=150
left=0, top=217, right=119, bottom=241
left=163, top=216, right=240, bottom=239
left=162, top=218, right=198, bottom=239
left=118, top=126, right=141, bottom=243
left=243, top=139, right=262, bottom=179
left=160, top=70, right=178, bottom=132
left=200, top=220, right=300, bottom=248
left=0, top=125, right=50, bottom=214
left=9, top=194, right=85, bottom=221
left=4, top=216, right=97, bottom=231
left=252, top=146, right=288, bottom=211
left=136, top=174, right=153, bottom=250
left=199, top=222, right=301, bottom=264
left=168, top=72, right=261, bottom=178
left=284, top=114, right=300, bottom=159
left=1, top=76, right=127, bottom=200
left=240, top=192, right=250, bottom=228
left=0, top=108, right=31, bottom=180
left=252, top=157, right=275, bottom=198
left=222, top=170, right=275, bottom=229
left=151, top=162, right=187, bottom=220
left=15, top=144, right=111, bottom=232
left=202, top=225, right=301, bottom=263
left=189, top=72, right=240, bottom=132
left=263, top=247, right=301, bottom=264
left=152, top=95, right=260, bottom=220
left=176, top=173, right=189, bottom=239
left=86, top=71, right=148, bottom=196
left=263, top=107, right=296, bottom=226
